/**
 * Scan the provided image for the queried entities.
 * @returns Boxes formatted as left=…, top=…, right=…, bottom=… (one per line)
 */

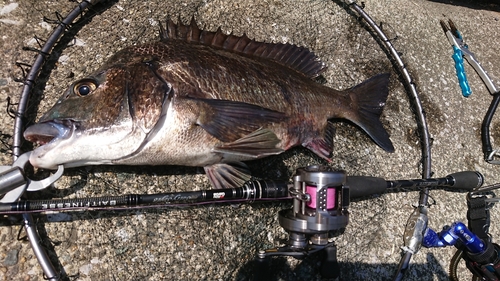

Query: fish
left=24, top=18, right=394, bottom=189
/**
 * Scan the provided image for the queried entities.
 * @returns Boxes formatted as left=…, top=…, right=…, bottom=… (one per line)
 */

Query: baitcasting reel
left=279, top=165, right=349, bottom=249
left=253, top=166, right=482, bottom=279
left=256, top=165, right=348, bottom=279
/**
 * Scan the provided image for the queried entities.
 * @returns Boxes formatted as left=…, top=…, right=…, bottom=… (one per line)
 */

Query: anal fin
left=304, top=121, right=335, bottom=161
left=213, top=128, right=284, bottom=158
left=204, top=162, right=251, bottom=189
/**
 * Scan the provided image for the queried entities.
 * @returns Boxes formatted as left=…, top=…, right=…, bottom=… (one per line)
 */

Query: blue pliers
left=441, top=19, right=500, bottom=164
left=440, top=19, right=498, bottom=97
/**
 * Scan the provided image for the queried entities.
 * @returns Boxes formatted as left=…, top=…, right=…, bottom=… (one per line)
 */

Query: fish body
left=24, top=19, right=394, bottom=188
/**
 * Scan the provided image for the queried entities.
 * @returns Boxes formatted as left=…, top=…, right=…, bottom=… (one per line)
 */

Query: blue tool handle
left=452, top=46, right=472, bottom=97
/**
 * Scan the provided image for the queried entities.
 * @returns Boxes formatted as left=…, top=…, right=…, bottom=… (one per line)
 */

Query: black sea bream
left=24, top=19, right=394, bottom=189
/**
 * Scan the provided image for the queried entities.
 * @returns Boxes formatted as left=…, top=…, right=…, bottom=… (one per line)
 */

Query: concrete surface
left=0, top=0, right=500, bottom=280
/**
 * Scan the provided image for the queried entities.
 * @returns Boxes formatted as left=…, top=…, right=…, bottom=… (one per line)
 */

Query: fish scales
left=24, top=19, right=394, bottom=189
left=120, top=41, right=336, bottom=137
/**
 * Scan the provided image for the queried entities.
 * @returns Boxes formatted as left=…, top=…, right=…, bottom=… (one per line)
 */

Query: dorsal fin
left=160, top=18, right=327, bottom=79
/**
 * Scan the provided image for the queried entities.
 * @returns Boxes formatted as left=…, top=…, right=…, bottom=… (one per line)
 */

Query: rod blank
left=0, top=180, right=289, bottom=214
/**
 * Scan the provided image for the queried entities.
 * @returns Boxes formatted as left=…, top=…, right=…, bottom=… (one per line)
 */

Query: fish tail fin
left=345, top=73, right=394, bottom=152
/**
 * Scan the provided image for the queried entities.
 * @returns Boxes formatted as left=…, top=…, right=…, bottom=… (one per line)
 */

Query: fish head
left=24, top=53, right=172, bottom=169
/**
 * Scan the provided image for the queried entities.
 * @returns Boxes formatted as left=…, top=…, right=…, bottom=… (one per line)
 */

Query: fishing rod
left=0, top=170, right=481, bottom=215
left=0, top=165, right=485, bottom=280
left=0, top=180, right=289, bottom=214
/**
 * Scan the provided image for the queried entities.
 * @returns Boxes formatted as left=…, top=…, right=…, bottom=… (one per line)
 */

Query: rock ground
left=0, top=0, right=499, bottom=280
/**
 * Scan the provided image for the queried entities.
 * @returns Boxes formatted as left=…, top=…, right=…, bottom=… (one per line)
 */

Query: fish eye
left=73, top=79, right=97, bottom=96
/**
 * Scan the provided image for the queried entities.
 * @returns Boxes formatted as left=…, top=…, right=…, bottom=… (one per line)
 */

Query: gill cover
left=26, top=56, right=172, bottom=169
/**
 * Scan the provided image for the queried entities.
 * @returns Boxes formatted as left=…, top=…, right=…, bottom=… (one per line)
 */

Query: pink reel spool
left=305, top=185, right=336, bottom=209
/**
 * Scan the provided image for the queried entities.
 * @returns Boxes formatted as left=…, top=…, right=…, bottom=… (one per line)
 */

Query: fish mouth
left=24, top=119, right=76, bottom=146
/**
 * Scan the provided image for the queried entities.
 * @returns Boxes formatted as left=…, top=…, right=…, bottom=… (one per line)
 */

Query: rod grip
left=346, top=176, right=387, bottom=199
left=447, top=171, right=484, bottom=190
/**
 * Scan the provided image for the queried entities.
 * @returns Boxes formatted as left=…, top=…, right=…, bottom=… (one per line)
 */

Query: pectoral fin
left=204, top=162, right=251, bottom=189
left=213, top=128, right=284, bottom=158
left=192, top=98, right=287, bottom=142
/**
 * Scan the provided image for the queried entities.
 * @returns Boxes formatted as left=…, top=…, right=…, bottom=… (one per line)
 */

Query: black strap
left=467, top=196, right=490, bottom=242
